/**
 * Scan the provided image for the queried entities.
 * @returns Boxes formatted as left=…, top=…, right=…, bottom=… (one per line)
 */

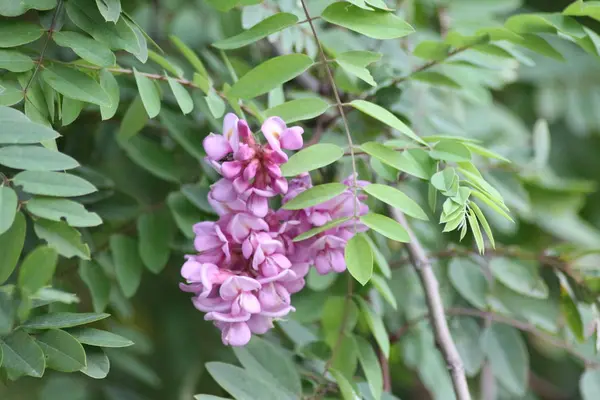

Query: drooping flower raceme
left=180, top=114, right=369, bottom=346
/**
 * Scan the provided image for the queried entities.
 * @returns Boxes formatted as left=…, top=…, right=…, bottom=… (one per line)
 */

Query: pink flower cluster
left=180, top=114, right=369, bottom=346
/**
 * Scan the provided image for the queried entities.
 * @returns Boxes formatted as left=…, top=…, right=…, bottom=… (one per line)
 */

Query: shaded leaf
left=26, top=198, right=102, bottom=227
left=363, top=183, right=428, bottom=220
left=133, top=68, right=161, bottom=118
left=281, top=143, right=344, bottom=177
left=214, top=13, right=299, bottom=49
left=0, top=330, right=45, bottom=379
left=36, top=329, right=86, bottom=372
left=0, top=186, right=17, bottom=235
left=351, top=100, right=425, bottom=144
left=345, top=233, right=374, bottom=285
left=18, top=245, right=58, bottom=294
left=13, top=171, right=97, bottom=197
left=110, top=234, right=143, bottom=298
left=0, top=145, right=79, bottom=171
left=34, top=219, right=90, bottom=260
left=41, top=64, right=111, bottom=107
left=22, top=312, right=109, bottom=329
left=0, top=212, right=26, bottom=284
left=53, top=31, right=115, bottom=67
left=283, top=183, right=346, bottom=210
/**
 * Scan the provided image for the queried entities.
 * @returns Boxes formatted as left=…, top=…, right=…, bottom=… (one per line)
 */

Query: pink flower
left=183, top=113, right=371, bottom=347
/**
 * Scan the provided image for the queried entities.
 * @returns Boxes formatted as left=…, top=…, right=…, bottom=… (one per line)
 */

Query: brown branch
left=40, top=60, right=259, bottom=118
left=390, top=209, right=472, bottom=400
left=378, top=347, right=392, bottom=392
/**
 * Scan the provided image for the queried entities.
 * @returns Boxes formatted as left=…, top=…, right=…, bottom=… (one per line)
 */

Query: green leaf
left=481, top=324, right=528, bottom=396
left=580, top=369, right=600, bottom=400
left=322, top=296, right=359, bottom=346
left=0, top=0, right=56, bottom=17
left=169, top=35, right=208, bottom=77
left=120, top=136, right=185, bottom=182
left=448, top=258, right=488, bottom=309
left=0, top=110, right=59, bottom=143
left=364, top=234, right=391, bottom=278
left=35, top=329, right=86, bottom=372
left=355, top=297, right=389, bottom=358
left=0, top=186, right=17, bottom=235
left=512, top=33, right=564, bottom=60
left=17, top=245, right=58, bottom=294
left=68, top=328, right=134, bottom=348
left=61, top=97, right=84, bottom=126
left=233, top=336, right=302, bottom=397
left=351, top=100, right=424, bottom=144
left=360, top=142, right=428, bottom=179
left=345, top=233, right=374, bottom=285
left=149, top=50, right=184, bottom=77
left=0, top=330, right=45, bottom=379
left=451, top=317, right=484, bottom=377
left=354, top=335, right=383, bottom=400
left=0, top=22, right=44, bottom=48
left=34, top=219, right=90, bottom=260
left=214, top=13, right=298, bottom=49
left=160, top=111, right=205, bottom=160
left=99, top=69, right=119, bottom=120
left=280, top=143, right=344, bottom=177
left=360, top=213, right=409, bottom=242
left=322, top=3, right=414, bottom=40
left=41, top=64, right=111, bottom=107
left=471, top=190, right=513, bottom=222
left=167, top=76, right=194, bottom=115
left=78, top=261, right=110, bottom=312
left=0, top=49, right=34, bottom=72
left=206, top=362, right=293, bottom=400
left=413, top=41, right=451, bottom=61
left=13, top=171, right=97, bottom=197
left=0, top=145, right=79, bottom=171
left=330, top=369, right=359, bottom=400
left=532, top=118, right=550, bottom=169
left=469, top=202, right=495, bottom=248
left=264, top=98, right=329, bottom=123
left=206, top=90, right=226, bottom=119
left=181, top=184, right=215, bottom=214
left=467, top=209, right=484, bottom=254
left=0, top=212, right=25, bottom=284
left=167, top=191, right=207, bottom=238
left=336, top=51, right=381, bottom=86
left=430, top=141, right=471, bottom=162
left=96, top=0, right=121, bottom=22
left=110, top=234, right=143, bottom=298
left=26, top=198, right=102, bottom=227
left=411, top=71, right=461, bottom=89
left=53, top=31, right=116, bottom=68
left=118, top=96, right=148, bottom=141
left=283, top=183, right=347, bottom=210
left=80, top=349, right=109, bottom=379
left=370, top=274, right=397, bottom=310
left=363, top=183, right=428, bottom=220
left=431, top=168, right=458, bottom=194
left=463, top=143, right=510, bottom=163
left=0, top=79, right=25, bottom=106
left=292, top=217, right=351, bottom=242
left=489, top=258, right=548, bottom=299
left=560, top=284, right=584, bottom=342
left=133, top=68, right=161, bottom=118
left=229, top=54, right=314, bottom=99
left=138, top=209, right=175, bottom=274
left=23, top=312, right=109, bottom=330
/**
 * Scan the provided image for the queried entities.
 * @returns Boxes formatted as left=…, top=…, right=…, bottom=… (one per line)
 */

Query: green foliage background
left=2, top=0, right=600, bottom=399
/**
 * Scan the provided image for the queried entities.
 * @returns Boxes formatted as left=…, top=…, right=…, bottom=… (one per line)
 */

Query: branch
left=299, top=0, right=361, bottom=379
left=390, top=209, right=472, bottom=400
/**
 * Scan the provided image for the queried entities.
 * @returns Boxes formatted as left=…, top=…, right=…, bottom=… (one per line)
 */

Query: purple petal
left=280, top=126, right=304, bottom=150
left=221, top=322, right=252, bottom=346
left=261, top=116, right=286, bottom=150
left=220, top=276, right=261, bottom=299
left=246, top=315, right=273, bottom=334
left=247, top=194, right=268, bottom=218
left=193, top=296, right=231, bottom=313
left=239, top=292, right=261, bottom=314
left=221, top=161, right=243, bottom=179
left=210, top=179, right=238, bottom=202
left=206, top=311, right=250, bottom=323
left=203, top=133, right=232, bottom=160
left=223, top=113, right=240, bottom=151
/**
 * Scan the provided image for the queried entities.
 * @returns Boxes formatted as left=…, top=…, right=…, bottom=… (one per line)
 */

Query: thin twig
left=390, top=209, right=472, bottom=400
left=299, top=0, right=360, bottom=379
left=378, top=347, right=392, bottom=392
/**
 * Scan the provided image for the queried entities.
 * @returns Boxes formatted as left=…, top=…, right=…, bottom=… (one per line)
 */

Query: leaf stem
left=299, top=0, right=359, bottom=380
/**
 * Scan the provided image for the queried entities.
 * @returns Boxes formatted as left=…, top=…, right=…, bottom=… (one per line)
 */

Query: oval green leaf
left=229, top=54, right=314, bottom=99
left=0, top=186, right=18, bottom=235
left=53, top=31, right=116, bottom=68
left=0, top=22, right=44, bottom=48
left=283, top=183, right=346, bottom=210
left=80, top=349, right=110, bottom=379
left=13, top=171, right=97, bottom=197
left=363, top=183, right=428, bottom=220
left=26, top=198, right=102, bottom=227
left=137, top=209, right=175, bottom=274
left=345, top=233, right=373, bottom=285
left=17, top=245, right=58, bottom=294
left=322, top=3, right=414, bottom=40
left=0, top=330, right=45, bottom=379
left=34, top=219, right=91, bottom=260
left=214, top=13, right=299, bottom=49
left=0, top=145, right=79, bottom=171
left=41, top=64, right=112, bottom=107
left=360, top=213, right=410, bottom=242
left=111, top=234, right=143, bottom=298
left=292, top=216, right=351, bottom=242
left=133, top=67, right=161, bottom=118
left=351, top=100, right=425, bottom=144
left=0, top=49, right=34, bottom=72
left=167, top=76, right=194, bottom=115
left=265, top=97, right=330, bottom=123
left=0, top=211, right=26, bottom=284
left=68, top=328, right=134, bottom=348
left=281, top=143, right=344, bottom=177
left=22, top=312, right=110, bottom=329
left=35, top=329, right=86, bottom=372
